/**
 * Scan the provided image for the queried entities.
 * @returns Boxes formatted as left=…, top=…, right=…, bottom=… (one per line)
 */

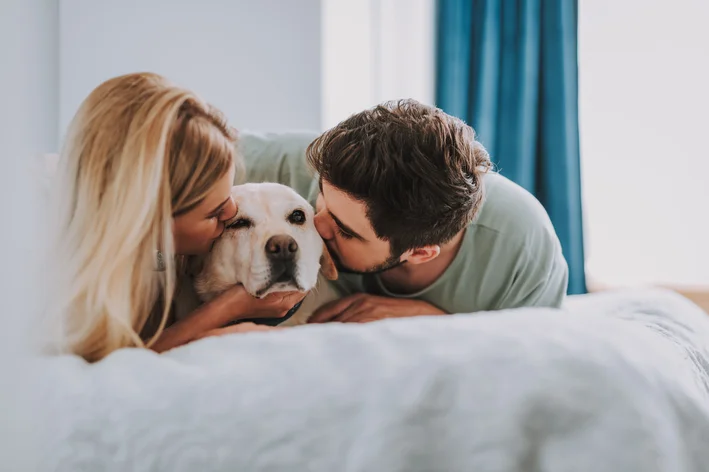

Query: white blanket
left=38, top=288, right=709, bottom=471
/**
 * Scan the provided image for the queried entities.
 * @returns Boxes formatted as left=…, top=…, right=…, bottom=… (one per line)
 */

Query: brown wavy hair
left=307, top=99, right=491, bottom=255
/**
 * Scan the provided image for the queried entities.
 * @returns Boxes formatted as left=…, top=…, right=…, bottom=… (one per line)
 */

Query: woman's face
left=173, top=168, right=237, bottom=255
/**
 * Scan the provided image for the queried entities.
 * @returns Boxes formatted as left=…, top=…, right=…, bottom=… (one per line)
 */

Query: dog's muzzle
left=266, top=234, right=299, bottom=282
left=240, top=235, right=304, bottom=325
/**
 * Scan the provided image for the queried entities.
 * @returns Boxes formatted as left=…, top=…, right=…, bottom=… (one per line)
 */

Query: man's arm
left=237, top=131, right=319, bottom=199
left=308, top=294, right=446, bottom=324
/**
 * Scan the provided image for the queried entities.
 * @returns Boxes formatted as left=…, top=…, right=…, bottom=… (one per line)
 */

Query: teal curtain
left=436, top=0, right=586, bottom=294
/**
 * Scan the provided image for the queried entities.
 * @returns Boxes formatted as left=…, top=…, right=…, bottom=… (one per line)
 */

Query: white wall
left=59, top=0, right=322, bottom=141
left=579, top=0, right=709, bottom=288
left=0, top=0, right=56, bottom=468
left=1, top=0, right=58, bottom=153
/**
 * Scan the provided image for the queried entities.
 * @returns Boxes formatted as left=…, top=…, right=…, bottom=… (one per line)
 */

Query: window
left=321, top=0, right=436, bottom=129
left=579, top=0, right=709, bottom=288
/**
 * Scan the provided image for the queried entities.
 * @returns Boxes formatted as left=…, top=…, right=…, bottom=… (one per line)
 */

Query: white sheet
left=38, top=288, right=709, bottom=471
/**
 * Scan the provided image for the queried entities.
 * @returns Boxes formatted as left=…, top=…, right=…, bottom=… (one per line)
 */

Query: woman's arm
left=149, top=286, right=304, bottom=353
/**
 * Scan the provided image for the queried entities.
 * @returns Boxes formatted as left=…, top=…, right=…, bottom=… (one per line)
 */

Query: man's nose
left=314, top=211, right=334, bottom=240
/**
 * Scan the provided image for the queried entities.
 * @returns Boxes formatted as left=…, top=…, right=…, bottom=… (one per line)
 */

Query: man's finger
left=327, top=299, right=368, bottom=323
left=308, top=295, right=360, bottom=323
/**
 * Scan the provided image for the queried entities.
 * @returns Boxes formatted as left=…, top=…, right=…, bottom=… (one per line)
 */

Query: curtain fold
left=436, top=0, right=586, bottom=294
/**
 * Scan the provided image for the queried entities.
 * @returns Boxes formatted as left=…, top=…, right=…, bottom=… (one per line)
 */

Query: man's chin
left=335, top=257, right=405, bottom=276
left=335, top=265, right=366, bottom=275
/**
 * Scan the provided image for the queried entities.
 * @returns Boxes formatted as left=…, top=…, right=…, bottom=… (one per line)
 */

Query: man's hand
left=308, top=293, right=446, bottom=324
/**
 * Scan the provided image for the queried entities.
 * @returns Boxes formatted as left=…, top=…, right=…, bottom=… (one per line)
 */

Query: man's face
left=313, top=180, right=403, bottom=274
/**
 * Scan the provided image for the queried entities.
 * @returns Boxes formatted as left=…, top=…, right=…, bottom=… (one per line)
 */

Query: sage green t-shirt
left=238, top=131, right=569, bottom=313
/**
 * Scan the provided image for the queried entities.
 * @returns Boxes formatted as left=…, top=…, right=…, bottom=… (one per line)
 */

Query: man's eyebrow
left=329, top=211, right=366, bottom=242
left=319, top=178, right=367, bottom=241
left=207, top=197, right=231, bottom=216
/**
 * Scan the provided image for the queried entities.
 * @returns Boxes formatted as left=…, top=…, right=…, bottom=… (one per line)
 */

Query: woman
left=47, top=72, right=301, bottom=362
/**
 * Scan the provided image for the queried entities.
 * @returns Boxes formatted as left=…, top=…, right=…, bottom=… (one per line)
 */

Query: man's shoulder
left=449, top=171, right=564, bottom=288
left=472, top=172, right=558, bottom=248
left=437, top=172, right=567, bottom=311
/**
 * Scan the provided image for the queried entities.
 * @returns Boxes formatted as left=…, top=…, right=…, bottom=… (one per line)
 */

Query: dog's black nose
left=265, top=235, right=298, bottom=260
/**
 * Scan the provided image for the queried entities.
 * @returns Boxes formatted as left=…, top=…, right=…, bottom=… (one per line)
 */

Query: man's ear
left=319, top=242, right=338, bottom=280
left=404, top=245, right=441, bottom=265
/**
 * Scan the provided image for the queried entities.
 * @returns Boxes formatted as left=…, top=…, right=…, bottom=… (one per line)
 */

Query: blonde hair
left=47, top=72, right=239, bottom=362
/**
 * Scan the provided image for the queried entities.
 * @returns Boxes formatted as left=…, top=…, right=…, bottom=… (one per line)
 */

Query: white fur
left=193, top=183, right=338, bottom=324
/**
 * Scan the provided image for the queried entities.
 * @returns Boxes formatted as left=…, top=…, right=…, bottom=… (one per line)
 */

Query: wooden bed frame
left=588, top=280, right=709, bottom=314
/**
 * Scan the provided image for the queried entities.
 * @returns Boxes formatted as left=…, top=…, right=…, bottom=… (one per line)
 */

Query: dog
left=191, top=182, right=340, bottom=326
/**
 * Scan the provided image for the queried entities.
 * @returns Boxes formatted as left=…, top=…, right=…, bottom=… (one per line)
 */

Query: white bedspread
left=38, top=288, right=709, bottom=471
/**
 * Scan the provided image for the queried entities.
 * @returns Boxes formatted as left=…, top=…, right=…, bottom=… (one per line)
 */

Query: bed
left=37, top=288, right=709, bottom=471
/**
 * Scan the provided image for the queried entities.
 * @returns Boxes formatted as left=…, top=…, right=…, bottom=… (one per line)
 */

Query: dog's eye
left=226, top=218, right=252, bottom=230
left=288, top=210, right=306, bottom=225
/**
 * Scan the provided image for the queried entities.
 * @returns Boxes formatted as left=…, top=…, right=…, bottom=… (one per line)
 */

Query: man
left=241, top=99, right=568, bottom=323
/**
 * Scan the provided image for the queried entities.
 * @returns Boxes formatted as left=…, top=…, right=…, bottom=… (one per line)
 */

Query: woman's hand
left=206, top=285, right=307, bottom=325
left=233, top=288, right=307, bottom=321
left=150, top=285, right=305, bottom=353
left=193, top=322, right=283, bottom=341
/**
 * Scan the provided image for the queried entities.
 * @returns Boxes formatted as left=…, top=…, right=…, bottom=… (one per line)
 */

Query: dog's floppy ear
left=319, top=242, right=338, bottom=281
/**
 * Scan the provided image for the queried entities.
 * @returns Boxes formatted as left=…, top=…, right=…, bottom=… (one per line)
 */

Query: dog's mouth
left=254, top=264, right=304, bottom=298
